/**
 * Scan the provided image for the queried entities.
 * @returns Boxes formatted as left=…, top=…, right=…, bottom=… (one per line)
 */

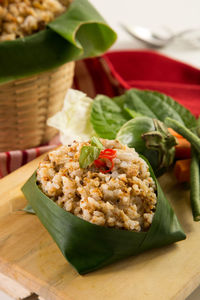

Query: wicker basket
left=0, top=62, right=75, bottom=152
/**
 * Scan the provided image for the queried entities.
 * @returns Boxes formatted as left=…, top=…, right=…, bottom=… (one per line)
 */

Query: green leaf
left=124, top=92, right=156, bottom=119
left=91, top=89, right=196, bottom=140
left=79, top=145, right=100, bottom=168
left=90, top=95, right=131, bottom=139
left=124, top=107, right=143, bottom=119
left=22, top=165, right=185, bottom=274
left=125, top=89, right=196, bottom=129
left=0, top=0, right=117, bottom=84
left=91, top=137, right=104, bottom=150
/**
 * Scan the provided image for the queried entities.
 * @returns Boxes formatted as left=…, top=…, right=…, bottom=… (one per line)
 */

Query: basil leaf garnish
left=91, top=137, right=104, bottom=150
left=79, top=146, right=101, bottom=168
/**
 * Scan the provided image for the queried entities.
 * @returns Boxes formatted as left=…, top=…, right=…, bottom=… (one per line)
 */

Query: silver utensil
left=121, top=24, right=200, bottom=49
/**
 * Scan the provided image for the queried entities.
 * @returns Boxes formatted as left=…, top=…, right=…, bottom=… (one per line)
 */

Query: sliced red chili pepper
left=100, top=159, right=114, bottom=173
left=99, top=149, right=116, bottom=159
left=94, top=148, right=116, bottom=173
left=94, top=159, right=106, bottom=168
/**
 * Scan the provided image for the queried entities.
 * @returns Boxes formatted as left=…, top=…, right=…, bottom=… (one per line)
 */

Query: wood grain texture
left=0, top=156, right=199, bottom=300
left=0, top=272, right=31, bottom=299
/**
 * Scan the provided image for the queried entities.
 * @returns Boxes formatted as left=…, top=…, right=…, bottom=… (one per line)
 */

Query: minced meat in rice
left=37, top=139, right=157, bottom=232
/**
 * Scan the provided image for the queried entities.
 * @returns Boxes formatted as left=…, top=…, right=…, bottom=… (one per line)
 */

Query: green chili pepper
left=117, top=116, right=177, bottom=175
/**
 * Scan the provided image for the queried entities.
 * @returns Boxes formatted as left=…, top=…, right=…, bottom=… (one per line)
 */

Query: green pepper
left=117, top=116, right=177, bottom=176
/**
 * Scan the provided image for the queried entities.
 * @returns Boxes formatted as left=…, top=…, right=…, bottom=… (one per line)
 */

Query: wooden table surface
left=0, top=155, right=200, bottom=300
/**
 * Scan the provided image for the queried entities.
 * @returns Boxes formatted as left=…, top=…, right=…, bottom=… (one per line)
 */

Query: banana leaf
left=22, top=161, right=186, bottom=275
left=0, top=0, right=117, bottom=85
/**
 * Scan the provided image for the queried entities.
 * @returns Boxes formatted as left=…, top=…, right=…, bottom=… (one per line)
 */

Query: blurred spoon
left=121, top=24, right=200, bottom=49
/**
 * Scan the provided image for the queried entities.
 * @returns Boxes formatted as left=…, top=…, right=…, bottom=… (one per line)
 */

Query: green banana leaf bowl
left=22, top=161, right=186, bottom=275
left=0, top=0, right=117, bottom=84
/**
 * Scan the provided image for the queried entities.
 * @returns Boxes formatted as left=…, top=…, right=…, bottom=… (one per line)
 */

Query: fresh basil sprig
left=79, top=138, right=104, bottom=168
left=79, top=146, right=100, bottom=168
left=91, top=137, right=104, bottom=150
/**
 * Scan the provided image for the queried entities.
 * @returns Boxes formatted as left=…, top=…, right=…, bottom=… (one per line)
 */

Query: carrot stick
left=168, top=127, right=191, bottom=159
left=175, top=138, right=191, bottom=159
left=168, top=128, right=184, bottom=139
left=174, top=159, right=191, bottom=183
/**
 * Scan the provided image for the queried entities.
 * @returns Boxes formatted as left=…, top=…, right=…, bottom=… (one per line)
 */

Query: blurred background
left=91, top=0, right=200, bottom=67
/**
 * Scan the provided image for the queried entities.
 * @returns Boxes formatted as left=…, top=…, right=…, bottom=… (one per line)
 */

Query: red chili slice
left=94, top=159, right=106, bottom=168
left=101, top=149, right=116, bottom=156
left=94, top=148, right=116, bottom=173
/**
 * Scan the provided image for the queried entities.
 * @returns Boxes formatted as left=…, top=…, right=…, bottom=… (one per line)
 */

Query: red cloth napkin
left=1, top=50, right=200, bottom=178
left=103, top=50, right=200, bottom=117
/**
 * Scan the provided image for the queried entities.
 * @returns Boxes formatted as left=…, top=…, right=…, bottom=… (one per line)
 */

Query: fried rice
left=37, top=139, right=157, bottom=232
left=0, top=0, right=70, bottom=41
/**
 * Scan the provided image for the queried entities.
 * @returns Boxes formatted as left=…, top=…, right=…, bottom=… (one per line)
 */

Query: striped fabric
left=0, top=145, right=56, bottom=178
left=0, top=56, right=122, bottom=178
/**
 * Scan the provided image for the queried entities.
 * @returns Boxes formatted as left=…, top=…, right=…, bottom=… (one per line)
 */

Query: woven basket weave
left=0, top=62, right=75, bottom=152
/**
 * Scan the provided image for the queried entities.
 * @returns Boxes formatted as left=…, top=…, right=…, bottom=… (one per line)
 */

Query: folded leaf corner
left=0, top=0, right=117, bottom=84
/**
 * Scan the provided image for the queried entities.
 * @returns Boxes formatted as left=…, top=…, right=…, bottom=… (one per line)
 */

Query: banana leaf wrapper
left=0, top=0, right=117, bottom=85
left=22, top=165, right=186, bottom=275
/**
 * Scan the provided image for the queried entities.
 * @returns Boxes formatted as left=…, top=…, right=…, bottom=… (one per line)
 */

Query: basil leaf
left=90, top=95, right=131, bottom=139
left=125, top=89, right=196, bottom=129
left=91, top=137, right=104, bottom=150
left=79, top=146, right=100, bottom=168
left=90, top=89, right=196, bottom=139
left=124, top=107, right=143, bottom=119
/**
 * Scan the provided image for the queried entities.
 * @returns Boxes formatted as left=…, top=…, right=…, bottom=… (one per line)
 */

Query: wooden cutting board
left=0, top=154, right=200, bottom=300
